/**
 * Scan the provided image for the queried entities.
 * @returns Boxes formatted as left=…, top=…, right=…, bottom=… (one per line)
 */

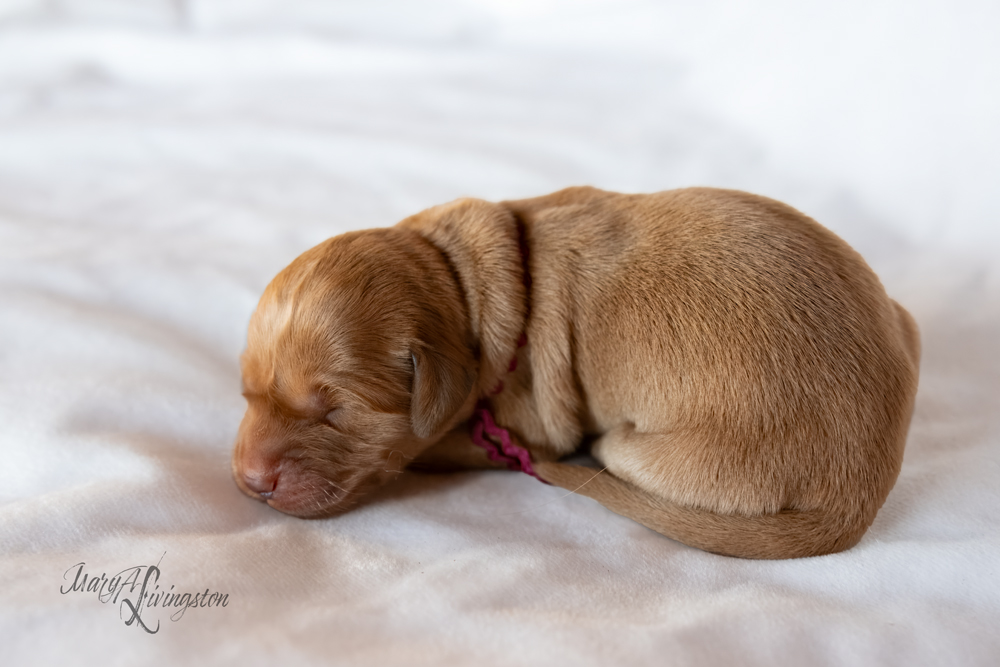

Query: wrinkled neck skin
left=397, top=198, right=529, bottom=403
left=400, top=197, right=586, bottom=463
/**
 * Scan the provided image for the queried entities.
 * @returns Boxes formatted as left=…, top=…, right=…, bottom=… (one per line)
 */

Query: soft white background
left=1, top=1, right=998, bottom=664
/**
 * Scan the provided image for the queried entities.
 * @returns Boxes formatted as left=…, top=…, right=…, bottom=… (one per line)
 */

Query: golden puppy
left=232, top=187, right=920, bottom=559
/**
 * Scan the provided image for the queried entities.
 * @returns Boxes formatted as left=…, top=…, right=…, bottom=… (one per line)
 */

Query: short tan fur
left=233, top=187, right=920, bottom=559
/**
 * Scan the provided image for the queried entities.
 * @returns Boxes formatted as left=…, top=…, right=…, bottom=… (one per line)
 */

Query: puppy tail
left=892, top=299, right=921, bottom=369
left=533, top=461, right=871, bottom=559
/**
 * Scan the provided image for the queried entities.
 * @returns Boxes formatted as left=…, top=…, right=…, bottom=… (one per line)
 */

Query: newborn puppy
left=232, top=187, right=920, bottom=559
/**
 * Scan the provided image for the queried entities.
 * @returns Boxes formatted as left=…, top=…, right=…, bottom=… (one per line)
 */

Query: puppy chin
left=233, top=458, right=382, bottom=519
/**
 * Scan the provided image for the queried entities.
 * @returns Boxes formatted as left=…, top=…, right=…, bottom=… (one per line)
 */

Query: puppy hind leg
left=588, top=424, right=766, bottom=515
left=533, top=459, right=869, bottom=559
left=536, top=426, right=869, bottom=559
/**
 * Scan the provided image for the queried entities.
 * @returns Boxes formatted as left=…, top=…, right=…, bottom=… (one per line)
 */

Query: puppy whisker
left=383, top=449, right=411, bottom=474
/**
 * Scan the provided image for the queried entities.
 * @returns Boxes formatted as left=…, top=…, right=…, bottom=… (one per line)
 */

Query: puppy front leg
left=408, top=428, right=510, bottom=472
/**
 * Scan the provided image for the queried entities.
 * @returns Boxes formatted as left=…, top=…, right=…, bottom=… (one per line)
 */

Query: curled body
left=232, top=187, right=920, bottom=559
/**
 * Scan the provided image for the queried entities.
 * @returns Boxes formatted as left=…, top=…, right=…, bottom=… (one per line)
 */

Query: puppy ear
left=410, top=344, right=476, bottom=439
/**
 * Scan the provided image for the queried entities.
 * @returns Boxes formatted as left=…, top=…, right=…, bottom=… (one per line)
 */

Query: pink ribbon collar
left=468, top=220, right=546, bottom=483
left=470, top=399, right=544, bottom=481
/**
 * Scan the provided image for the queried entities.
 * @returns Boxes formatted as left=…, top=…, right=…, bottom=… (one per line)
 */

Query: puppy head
left=232, top=228, right=477, bottom=517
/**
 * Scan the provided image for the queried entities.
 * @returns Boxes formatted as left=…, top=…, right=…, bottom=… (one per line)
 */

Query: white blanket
left=2, top=1, right=998, bottom=664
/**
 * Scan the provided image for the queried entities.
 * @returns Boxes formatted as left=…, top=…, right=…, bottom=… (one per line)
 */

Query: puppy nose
left=242, top=467, right=279, bottom=499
